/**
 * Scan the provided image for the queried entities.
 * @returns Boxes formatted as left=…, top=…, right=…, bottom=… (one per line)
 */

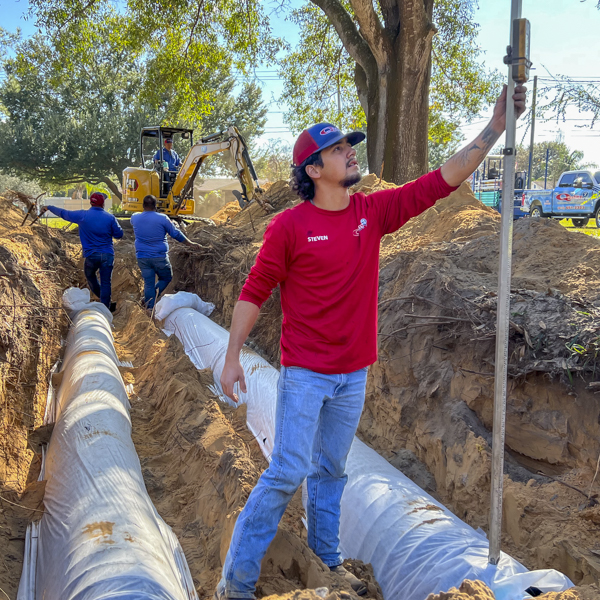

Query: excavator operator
left=153, top=137, right=182, bottom=196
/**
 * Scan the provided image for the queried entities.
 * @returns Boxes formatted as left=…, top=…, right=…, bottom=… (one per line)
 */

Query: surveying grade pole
left=527, top=75, right=538, bottom=189
left=489, top=0, right=531, bottom=566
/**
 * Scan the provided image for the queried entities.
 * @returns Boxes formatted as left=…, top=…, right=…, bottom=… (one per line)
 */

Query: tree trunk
left=388, top=0, right=435, bottom=183
left=367, top=7, right=435, bottom=183
left=312, top=0, right=436, bottom=185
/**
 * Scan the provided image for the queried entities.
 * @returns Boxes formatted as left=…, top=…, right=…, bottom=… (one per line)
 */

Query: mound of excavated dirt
left=167, top=174, right=600, bottom=592
left=211, top=200, right=242, bottom=225
left=0, top=196, right=80, bottom=596
left=381, top=182, right=500, bottom=252
left=112, top=300, right=383, bottom=600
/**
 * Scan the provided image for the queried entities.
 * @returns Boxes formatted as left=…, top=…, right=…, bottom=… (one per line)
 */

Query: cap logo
left=320, top=126, right=338, bottom=136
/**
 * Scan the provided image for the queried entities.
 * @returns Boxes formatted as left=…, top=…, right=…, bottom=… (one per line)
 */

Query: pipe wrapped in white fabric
left=20, top=304, right=198, bottom=600
left=159, top=294, right=572, bottom=600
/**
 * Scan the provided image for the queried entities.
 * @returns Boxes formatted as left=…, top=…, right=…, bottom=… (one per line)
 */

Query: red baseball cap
left=292, top=123, right=365, bottom=167
left=90, top=192, right=106, bottom=207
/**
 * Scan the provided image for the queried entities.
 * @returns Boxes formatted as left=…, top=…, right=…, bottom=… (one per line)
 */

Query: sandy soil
left=426, top=579, right=600, bottom=600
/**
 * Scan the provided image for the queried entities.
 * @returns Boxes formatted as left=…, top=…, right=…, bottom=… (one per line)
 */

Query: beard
left=340, top=171, right=362, bottom=188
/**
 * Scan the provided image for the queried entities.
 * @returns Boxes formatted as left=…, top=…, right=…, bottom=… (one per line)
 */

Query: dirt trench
left=2, top=176, right=600, bottom=599
left=0, top=194, right=384, bottom=599
left=166, top=176, right=600, bottom=592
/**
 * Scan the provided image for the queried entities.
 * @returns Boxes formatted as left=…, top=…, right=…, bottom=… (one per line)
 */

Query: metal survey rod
left=489, top=0, right=531, bottom=565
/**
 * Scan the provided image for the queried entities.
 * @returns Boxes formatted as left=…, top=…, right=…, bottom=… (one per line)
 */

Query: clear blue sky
left=3, top=0, right=600, bottom=166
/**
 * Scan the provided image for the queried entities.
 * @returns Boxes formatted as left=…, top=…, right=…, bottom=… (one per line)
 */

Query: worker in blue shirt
left=41, top=192, right=124, bottom=311
left=153, top=137, right=182, bottom=171
left=153, top=137, right=182, bottom=196
left=130, top=195, right=200, bottom=310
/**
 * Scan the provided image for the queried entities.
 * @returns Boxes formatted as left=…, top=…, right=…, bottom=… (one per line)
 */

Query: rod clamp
left=502, top=148, right=514, bottom=156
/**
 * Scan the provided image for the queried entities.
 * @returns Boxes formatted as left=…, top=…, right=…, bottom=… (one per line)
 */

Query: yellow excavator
left=121, top=125, right=263, bottom=217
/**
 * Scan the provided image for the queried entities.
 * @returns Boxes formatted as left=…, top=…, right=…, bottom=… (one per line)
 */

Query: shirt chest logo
left=353, top=218, right=367, bottom=236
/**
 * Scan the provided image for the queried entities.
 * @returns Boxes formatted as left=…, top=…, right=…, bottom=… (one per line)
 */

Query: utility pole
left=489, top=0, right=531, bottom=566
left=527, top=75, right=538, bottom=188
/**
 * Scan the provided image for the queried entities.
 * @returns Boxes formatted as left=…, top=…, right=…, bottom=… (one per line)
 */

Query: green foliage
left=0, top=16, right=268, bottom=195
left=515, top=140, right=597, bottom=187
left=279, top=2, right=366, bottom=134
left=27, top=0, right=285, bottom=124
left=278, top=0, right=501, bottom=143
left=0, top=22, right=161, bottom=195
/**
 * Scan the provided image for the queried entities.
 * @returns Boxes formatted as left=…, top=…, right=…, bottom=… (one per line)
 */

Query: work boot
left=330, top=565, right=367, bottom=596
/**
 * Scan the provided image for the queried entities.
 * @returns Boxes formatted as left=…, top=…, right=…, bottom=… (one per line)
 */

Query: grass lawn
left=560, top=218, right=600, bottom=239
left=43, top=218, right=77, bottom=230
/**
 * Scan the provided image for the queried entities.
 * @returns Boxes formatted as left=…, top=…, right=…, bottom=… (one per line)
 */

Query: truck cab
left=521, top=170, right=600, bottom=228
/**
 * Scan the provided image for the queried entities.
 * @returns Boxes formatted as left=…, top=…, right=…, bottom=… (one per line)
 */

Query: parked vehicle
left=471, top=155, right=527, bottom=220
left=521, top=170, right=600, bottom=227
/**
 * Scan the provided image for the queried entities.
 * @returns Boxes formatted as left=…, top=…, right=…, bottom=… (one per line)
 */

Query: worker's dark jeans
left=137, top=255, right=173, bottom=309
left=84, top=252, right=114, bottom=309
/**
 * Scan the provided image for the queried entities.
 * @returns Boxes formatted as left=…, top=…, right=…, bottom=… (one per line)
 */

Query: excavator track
left=170, top=215, right=216, bottom=225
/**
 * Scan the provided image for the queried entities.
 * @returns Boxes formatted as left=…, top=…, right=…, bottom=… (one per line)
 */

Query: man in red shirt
left=215, top=84, right=526, bottom=600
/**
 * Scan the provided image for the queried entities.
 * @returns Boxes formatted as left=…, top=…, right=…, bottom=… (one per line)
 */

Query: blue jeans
left=137, top=255, right=173, bottom=308
left=218, top=365, right=368, bottom=599
left=84, top=252, right=114, bottom=309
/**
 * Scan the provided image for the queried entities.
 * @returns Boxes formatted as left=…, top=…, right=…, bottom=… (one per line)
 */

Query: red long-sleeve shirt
left=239, top=169, right=458, bottom=374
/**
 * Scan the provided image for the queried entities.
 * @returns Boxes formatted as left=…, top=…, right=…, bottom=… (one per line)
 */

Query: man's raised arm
left=440, top=84, right=527, bottom=187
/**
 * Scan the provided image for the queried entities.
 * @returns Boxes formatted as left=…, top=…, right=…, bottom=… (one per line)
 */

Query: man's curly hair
left=290, top=151, right=324, bottom=201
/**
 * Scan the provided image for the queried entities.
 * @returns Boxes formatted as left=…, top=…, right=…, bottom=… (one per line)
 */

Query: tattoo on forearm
left=480, top=123, right=500, bottom=150
left=453, top=122, right=502, bottom=170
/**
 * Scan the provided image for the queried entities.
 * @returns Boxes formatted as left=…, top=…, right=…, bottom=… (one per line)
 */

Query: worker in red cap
left=41, top=192, right=124, bottom=311
left=214, top=84, right=527, bottom=600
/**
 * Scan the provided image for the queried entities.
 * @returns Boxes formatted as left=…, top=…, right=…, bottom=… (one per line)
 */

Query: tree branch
left=98, top=176, right=122, bottom=202
left=354, top=62, right=368, bottom=115
left=56, top=0, right=101, bottom=33
left=379, top=0, right=400, bottom=35
left=349, top=0, right=391, bottom=69
left=182, top=0, right=205, bottom=63
left=310, top=0, right=376, bottom=74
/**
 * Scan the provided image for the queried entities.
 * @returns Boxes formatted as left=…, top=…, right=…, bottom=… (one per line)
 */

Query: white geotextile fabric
left=17, top=303, right=198, bottom=600
left=154, top=291, right=215, bottom=322
left=62, top=287, right=113, bottom=323
left=158, top=292, right=573, bottom=600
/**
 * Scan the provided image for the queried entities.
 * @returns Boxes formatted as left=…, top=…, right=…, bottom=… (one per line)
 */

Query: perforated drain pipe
left=18, top=300, right=198, bottom=600
left=157, top=293, right=573, bottom=600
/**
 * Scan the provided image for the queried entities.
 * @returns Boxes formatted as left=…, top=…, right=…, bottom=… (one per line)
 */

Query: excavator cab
left=141, top=127, right=194, bottom=198
left=122, top=125, right=262, bottom=218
